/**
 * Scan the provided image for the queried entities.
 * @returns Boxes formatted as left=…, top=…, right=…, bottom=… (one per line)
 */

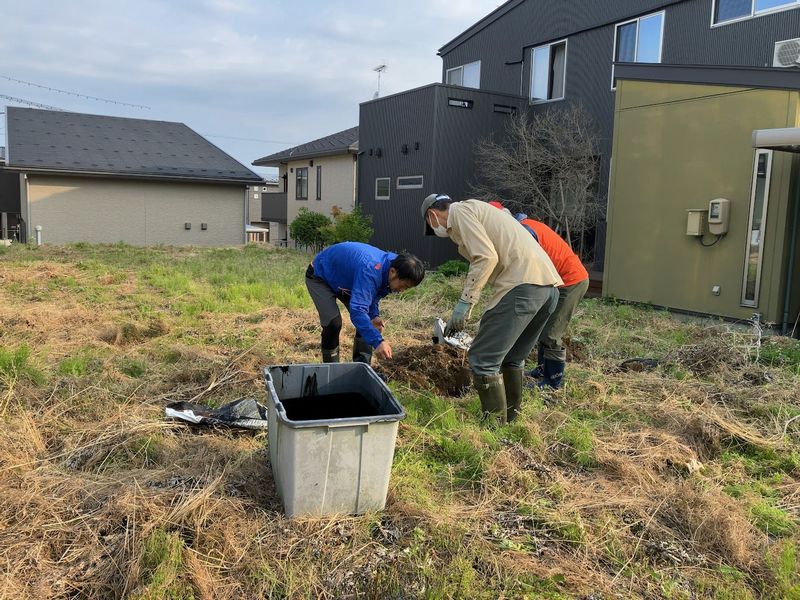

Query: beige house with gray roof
left=1, top=107, right=262, bottom=246
left=253, top=126, right=358, bottom=246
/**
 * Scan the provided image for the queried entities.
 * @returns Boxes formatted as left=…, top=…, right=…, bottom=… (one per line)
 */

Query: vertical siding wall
left=604, top=82, right=798, bottom=323
left=359, top=86, right=439, bottom=261
left=440, top=0, right=800, bottom=266
left=359, top=85, right=527, bottom=266
left=27, top=176, right=245, bottom=246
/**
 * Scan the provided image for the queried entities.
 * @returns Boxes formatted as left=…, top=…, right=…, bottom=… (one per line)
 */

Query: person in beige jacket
left=421, top=194, right=562, bottom=424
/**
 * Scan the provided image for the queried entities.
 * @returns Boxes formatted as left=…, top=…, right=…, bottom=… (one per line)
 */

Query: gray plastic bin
left=263, top=362, right=405, bottom=517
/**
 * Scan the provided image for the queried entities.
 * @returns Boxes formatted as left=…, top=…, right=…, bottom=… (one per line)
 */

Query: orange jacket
left=518, top=219, right=588, bottom=287
left=487, top=201, right=588, bottom=287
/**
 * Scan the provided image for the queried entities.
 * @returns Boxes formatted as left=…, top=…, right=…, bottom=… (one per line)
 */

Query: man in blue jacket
left=305, top=242, right=425, bottom=363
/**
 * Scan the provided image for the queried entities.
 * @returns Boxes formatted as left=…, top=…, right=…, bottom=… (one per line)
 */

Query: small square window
left=375, top=177, right=390, bottom=200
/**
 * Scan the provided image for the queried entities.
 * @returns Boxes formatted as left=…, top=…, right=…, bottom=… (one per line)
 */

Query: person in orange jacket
left=489, top=201, right=589, bottom=389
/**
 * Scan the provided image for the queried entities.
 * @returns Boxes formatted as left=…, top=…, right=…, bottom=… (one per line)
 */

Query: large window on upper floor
left=612, top=11, right=665, bottom=89
left=530, top=40, right=567, bottom=103
left=446, top=60, right=480, bottom=89
left=713, top=0, right=799, bottom=24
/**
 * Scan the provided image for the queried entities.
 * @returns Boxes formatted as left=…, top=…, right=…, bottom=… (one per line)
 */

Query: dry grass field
left=1, top=243, right=799, bottom=599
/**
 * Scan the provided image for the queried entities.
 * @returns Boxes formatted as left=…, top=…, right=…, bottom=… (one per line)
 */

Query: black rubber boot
left=352, top=336, right=373, bottom=365
left=501, top=367, right=524, bottom=422
left=321, top=347, right=340, bottom=363
left=538, top=358, right=565, bottom=390
left=473, top=373, right=507, bottom=425
left=528, top=345, right=545, bottom=379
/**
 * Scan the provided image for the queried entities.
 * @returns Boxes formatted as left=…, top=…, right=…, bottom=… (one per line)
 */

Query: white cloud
left=0, top=0, right=500, bottom=168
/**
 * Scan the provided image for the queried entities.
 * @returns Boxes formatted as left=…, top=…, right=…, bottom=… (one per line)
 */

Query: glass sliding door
left=742, top=150, right=773, bottom=307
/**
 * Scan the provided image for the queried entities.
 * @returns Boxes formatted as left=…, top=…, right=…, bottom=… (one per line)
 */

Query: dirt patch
left=97, top=318, right=169, bottom=345
left=377, top=343, right=471, bottom=396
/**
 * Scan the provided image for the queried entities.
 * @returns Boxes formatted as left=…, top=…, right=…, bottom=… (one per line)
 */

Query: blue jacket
left=312, top=242, right=396, bottom=348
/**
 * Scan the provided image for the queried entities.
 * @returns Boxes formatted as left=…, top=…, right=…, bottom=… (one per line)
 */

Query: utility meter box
left=686, top=209, right=707, bottom=236
left=708, top=198, right=730, bottom=235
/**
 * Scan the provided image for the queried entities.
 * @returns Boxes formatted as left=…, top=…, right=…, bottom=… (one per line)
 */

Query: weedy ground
left=0, top=243, right=799, bottom=600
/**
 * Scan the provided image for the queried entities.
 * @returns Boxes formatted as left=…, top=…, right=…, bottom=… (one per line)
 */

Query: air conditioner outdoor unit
left=773, top=38, right=800, bottom=68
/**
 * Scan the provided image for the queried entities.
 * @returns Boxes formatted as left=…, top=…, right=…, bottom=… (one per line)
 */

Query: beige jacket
left=446, top=199, right=563, bottom=310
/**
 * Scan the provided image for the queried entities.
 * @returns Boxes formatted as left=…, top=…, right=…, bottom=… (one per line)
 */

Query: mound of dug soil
left=377, top=343, right=471, bottom=397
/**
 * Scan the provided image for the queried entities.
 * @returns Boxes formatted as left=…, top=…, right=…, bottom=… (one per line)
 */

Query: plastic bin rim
left=263, top=364, right=406, bottom=429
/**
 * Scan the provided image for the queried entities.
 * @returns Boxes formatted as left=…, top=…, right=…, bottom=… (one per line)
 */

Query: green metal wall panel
left=605, top=80, right=799, bottom=323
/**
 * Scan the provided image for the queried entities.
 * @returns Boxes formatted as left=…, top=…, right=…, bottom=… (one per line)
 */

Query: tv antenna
left=373, top=63, right=387, bottom=99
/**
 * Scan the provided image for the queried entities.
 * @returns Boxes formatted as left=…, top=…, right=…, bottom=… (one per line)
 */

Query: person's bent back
left=305, top=242, right=425, bottom=363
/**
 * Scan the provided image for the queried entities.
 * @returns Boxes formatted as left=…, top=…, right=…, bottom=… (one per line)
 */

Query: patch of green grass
left=0, top=346, right=45, bottom=385
left=132, top=529, right=195, bottom=600
left=720, top=448, right=800, bottom=479
left=556, top=418, right=596, bottom=468
left=399, top=388, right=460, bottom=431
left=518, top=500, right=586, bottom=546
left=749, top=500, right=797, bottom=537
left=120, top=358, right=147, bottom=378
left=437, top=259, right=470, bottom=277
left=391, top=450, right=439, bottom=509
left=427, top=433, right=485, bottom=484
left=502, top=420, right=544, bottom=450
left=724, top=480, right=797, bottom=537
left=766, top=541, right=800, bottom=598
left=759, top=339, right=800, bottom=371
left=57, top=354, right=92, bottom=377
left=694, top=571, right=757, bottom=600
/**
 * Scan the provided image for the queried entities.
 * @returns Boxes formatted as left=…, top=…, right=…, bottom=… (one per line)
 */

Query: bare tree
left=471, top=103, right=602, bottom=260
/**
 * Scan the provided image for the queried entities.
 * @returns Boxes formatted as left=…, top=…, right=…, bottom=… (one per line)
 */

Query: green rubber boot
left=502, top=367, right=524, bottom=423
left=473, top=373, right=507, bottom=425
left=321, top=347, right=340, bottom=363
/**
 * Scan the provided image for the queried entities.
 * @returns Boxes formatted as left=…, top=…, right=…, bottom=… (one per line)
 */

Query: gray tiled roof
left=5, top=107, right=262, bottom=184
left=253, top=126, right=358, bottom=166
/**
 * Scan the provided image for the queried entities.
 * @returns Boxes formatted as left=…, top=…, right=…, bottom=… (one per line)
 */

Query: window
left=315, top=165, right=322, bottom=200
left=530, top=40, right=567, bottom=103
left=397, top=176, right=423, bottom=189
left=612, top=11, right=664, bottom=89
left=741, top=150, right=773, bottom=307
left=295, top=167, right=308, bottom=200
left=375, top=177, right=390, bottom=200
left=445, top=60, right=481, bottom=89
left=714, top=0, right=799, bottom=24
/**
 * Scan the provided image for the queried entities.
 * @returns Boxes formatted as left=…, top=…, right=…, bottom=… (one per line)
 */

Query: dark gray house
left=359, top=0, right=800, bottom=267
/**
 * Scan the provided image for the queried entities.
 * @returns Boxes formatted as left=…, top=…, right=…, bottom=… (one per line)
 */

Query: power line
left=0, top=94, right=64, bottom=111
left=0, top=75, right=151, bottom=110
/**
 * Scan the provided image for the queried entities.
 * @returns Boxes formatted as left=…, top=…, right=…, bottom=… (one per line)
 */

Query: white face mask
left=430, top=212, right=448, bottom=238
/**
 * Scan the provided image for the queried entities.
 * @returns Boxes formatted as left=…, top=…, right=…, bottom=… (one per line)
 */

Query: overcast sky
left=0, top=0, right=501, bottom=178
